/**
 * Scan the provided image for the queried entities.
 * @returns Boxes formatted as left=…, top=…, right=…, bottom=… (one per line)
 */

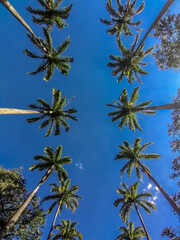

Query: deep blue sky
left=0, top=0, right=179, bottom=239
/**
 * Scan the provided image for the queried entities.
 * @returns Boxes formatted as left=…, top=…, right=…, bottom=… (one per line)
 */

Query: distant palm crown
left=107, top=87, right=155, bottom=131
left=26, top=0, right=72, bottom=30
left=116, top=222, right=145, bottom=240
left=108, top=35, right=153, bottom=84
left=53, top=219, right=82, bottom=240
left=30, top=145, right=72, bottom=182
left=114, top=181, right=156, bottom=224
left=24, top=27, right=73, bottom=81
left=100, top=0, right=145, bottom=38
left=115, top=137, right=161, bottom=180
left=27, top=88, right=77, bottom=137
left=41, top=179, right=82, bottom=214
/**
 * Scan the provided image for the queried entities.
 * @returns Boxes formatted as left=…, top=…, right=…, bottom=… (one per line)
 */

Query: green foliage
left=52, top=219, right=82, bottom=240
left=30, top=145, right=72, bottom=182
left=107, top=87, right=155, bottom=131
left=24, top=27, right=73, bottom=81
left=116, top=222, right=145, bottom=240
left=107, top=35, right=153, bottom=84
left=114, top=181, right=156, bottom=224
left=41, top=179, right=82, bottom=214
left=27, top=88, right=77, bottom=137
left=0, top=167, right=46, bottom=240
left=153, top=13, right=180, bottom=71
left=168, top=89, right=180, bottom=183
left=27, top=0, right=73, bottom=30
left=161, top=226, right=180, bottom=240
left=115, top=137, right=161, bottom=180
left=100, top=0, right=144, bottom=38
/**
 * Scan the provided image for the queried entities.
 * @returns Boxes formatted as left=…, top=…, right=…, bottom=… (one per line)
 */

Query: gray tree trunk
left=138, top=102, right=180, bottom=111
left=47, top=202, right=62, bottom=240
left=0, top=108, right=40, bottom=114
left=140, top=164, right=180, bottom=216
left=136, top=0, right=175, bottom=52
left=0, top=166, right=54, bottom=240
left=0, top=0, right=37, bottom=39
left=134, top=204, right=151, bottom=240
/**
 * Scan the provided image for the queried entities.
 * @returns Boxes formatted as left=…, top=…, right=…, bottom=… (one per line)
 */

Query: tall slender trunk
left=0, top=108, right=40, bottom=115
left=140, top=164, right=180, bottom=216
left=138, top=102, right=180, bottom=111
left=134, top=204, right=151, bottom=240
left=0, top=0, right=37, bottom=40
left=136, top=0, right=175, bottom=52
left=47, top=201, right=62, bottom=240
left=0, top=166, right=54, bottom=240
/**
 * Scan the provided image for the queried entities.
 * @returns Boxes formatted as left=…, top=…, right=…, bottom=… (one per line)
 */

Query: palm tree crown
left=27, top=88, right=77, bottom=137
left=41, top=179, right=82, bottom=240
left=52, top=219, right=82, bottom=240
left=24, top=27, right=73, bottom=81
left=107, top=87, right=155, bottom=131
left=42, top=179, right=82, bottom=214
left=114, top=181, right=156, bottom=224
left=26, top=0, right=72, bottom=30
left=100, top=0, right=145, bottom=38
left=107, top=35, right=153, bottom=84
left=116, top=222, right=145, bottom=240
left=30, top=145, right=72, bottom=182
left=115, top=137, right=160, bottom=180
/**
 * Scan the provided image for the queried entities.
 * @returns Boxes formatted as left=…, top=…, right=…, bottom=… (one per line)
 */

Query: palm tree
left=27, top=88, right=77, bottom=137
left=115, top=137, right=180, bottom=216
left=0, top=145, right=72, bottom=239
left=24, top=27, right=73, bottom=81
left=136, top=0, right=175, bottom=53
left=100, top=0, right=144, bottom=38
left=26, top=0, right=73, bottom=30
left=0, top=0, right=37, bottom=40
left=114, top=181, right=156, bottom=240
left=116, top=222, right=145, bottom=240
left=41, top=179, right=82, bottom=240
left=52, top=219, right=82, bottom=240
left=0, top=88, right=77, bottom=137
left=107, top=87, right=180, bottom=131
left=107, top=35, right=153, bottom=84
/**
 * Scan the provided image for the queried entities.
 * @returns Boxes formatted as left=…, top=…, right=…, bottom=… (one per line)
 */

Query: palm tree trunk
left=0, top=0, right=37, bottom=40
left=0, top=166, right=54, bottom=240
left=136, top=0, right=175, bottom=52
left=47, top=201, right=62, bottom=240
left=134, top=204, right=151, bottom=240
left=0, top=108, right=40, bottom=114
left=140, top=164, right=180, bottom=216
left=138, top=102, right=180, bottom=111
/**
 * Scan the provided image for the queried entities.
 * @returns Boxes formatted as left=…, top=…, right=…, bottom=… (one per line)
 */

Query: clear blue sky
left=0, top=0, right=179, bottom=239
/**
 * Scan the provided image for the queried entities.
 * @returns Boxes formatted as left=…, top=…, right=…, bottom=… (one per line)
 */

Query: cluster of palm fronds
left=0, top=0, right=83, bottom=239
left=100, top=0, right=180, bottom=239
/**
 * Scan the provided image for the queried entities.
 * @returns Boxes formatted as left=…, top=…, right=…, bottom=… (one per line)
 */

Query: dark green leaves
left=107, top=87, right=155, bottom=132
left=108, top=36, right=153, bottom=84
left=26, top=0, right=73, bottom=30
left=100, top=0, right=144, bottom=38
left=27, top=88, right=77, bottom=137
left=24, top=27, right=73, bottom=81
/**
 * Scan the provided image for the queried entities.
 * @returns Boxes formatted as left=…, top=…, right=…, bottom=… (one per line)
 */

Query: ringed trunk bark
left=134, top=204, right=151, bottom=240
left=0, top=108, right=40, bottom=115
left=136, top=0, right=175, bottom=52
left=140, top=164, right=180, bottom=216
left=0, top=166, right=54, bottom=240
left=138, top=102, right=180, bottom=111
left=0, top=0, right=37, bottom=39
left=47, top=202, right=62, bottom=240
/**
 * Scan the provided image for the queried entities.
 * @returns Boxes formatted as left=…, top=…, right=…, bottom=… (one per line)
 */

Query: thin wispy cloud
left=75, top=163, right=83, bottom=170
left=147, top=183, right=153, bottom=189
